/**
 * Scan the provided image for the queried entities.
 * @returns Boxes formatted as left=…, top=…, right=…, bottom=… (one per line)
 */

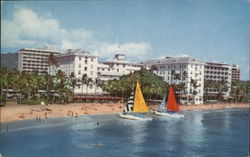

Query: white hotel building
left=51, top=50, right=140, bottom=94
left=50, top=49, right=99, bottom=94
left=204, top=62, right=232, bottom=98
left=49, top=48, right=239, bottom=103
left=140, top=56, right=205, bottom=105
left=18, top=45, right=60, bottom=74
left=98, top=54, right=141, bottom=81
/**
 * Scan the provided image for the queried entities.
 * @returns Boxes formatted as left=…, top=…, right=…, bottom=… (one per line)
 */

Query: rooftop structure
left=98, top=54, right=141, bottom=81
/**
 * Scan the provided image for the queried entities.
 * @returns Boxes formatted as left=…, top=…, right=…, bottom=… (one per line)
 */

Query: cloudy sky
left=1, top=0, right=249, bottom=80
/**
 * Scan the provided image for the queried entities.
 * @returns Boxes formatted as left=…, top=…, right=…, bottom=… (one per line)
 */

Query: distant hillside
left=1, top=52, right=18, bottom=70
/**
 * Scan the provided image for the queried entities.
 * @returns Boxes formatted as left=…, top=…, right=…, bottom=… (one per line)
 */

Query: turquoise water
left=0, top=109, right=249, bottom=157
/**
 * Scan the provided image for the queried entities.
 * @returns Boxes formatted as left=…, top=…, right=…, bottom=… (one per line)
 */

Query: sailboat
left=155, top=85, right=185, bottom=118
left=119, top=81, right=153, bottom=121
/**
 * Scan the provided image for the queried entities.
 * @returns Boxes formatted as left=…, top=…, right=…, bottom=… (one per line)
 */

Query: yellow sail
left=133, top=81, right=149, bottom=112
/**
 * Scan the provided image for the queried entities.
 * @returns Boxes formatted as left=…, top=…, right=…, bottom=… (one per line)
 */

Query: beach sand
left=0, top=102, right=249, bottom=123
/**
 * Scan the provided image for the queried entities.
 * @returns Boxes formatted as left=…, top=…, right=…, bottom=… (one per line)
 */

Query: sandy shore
left=0, top=103, right=249, bottom=123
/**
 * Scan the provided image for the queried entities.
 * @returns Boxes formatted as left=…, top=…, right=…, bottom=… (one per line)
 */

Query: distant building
left=98, top=54, right=141, bottom=81
left=50, top=49, right=99, bottom=94
left=231, top=64, right=240, bottom=81
left=204, top=62, right=232, bottom=99
left=1, top=52, right=18, bottom=70
left=17, top=45, right=60, bottom=74
left=140, top=56, right=205, bottom=105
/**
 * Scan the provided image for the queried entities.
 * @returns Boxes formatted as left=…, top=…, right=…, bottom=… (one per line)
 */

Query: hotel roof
left=140, top=56, right=205, bottom=65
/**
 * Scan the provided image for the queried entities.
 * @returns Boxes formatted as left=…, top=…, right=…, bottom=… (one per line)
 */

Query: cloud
left=2, top=6, right=61, bottom=48
left=97, top=42, right=152, bottom=57
left=2, top=6, right=151, bottom=58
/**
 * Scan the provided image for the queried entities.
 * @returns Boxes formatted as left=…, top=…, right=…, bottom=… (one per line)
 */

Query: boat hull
left=154, top=111, right=185, bottom=118
left=119, top=113, right=153, bottom=121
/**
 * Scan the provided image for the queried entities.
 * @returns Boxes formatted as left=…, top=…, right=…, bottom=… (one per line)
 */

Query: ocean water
left=0, top=109, right=249, bottom=157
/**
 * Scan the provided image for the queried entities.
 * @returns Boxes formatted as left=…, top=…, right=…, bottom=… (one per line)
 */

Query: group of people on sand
left=35, top=112, right=48, bottom=123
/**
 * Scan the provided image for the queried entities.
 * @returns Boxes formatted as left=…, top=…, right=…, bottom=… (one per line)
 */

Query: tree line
left=0, top=66, right=249, bottom=104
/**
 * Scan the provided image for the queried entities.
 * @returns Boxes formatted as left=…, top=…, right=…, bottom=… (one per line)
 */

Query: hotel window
left=90, top=71, right=93, bottom=75
left=84, top=67, right=87, bottom=71
left=91, top=58, right=94, bottom=62
left=79, top=57, right=81, bottom=60
left=78, top=70, right=81, bottom=75
left=91, top=64, right=93, bottom=69
left=79, top=64, right=81, bottom=68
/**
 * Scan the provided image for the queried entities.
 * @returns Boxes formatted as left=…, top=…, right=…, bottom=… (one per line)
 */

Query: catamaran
left=155, top=85, right=185, bottom=118
left=119, top=81, right=153, bottom=121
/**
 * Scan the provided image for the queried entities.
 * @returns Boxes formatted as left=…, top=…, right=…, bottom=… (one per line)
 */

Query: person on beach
left=45, top=112, right=48, bottom=119
left=36, top=116, right=38, bottom=122
left=75, top=112, right=78, bottom=118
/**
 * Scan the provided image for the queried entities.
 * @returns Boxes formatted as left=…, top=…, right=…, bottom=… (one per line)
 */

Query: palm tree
left=0, top=67, right=11, bottom=99
left=190, top=79, right=198, bottom=104
left=214, top=79, right=228, bottom=101
left=69, top=72, right=78, bottom=96
left=94, top=77, right=101, bottom=95
left=80, top=74, right=88, bottom=97
left=44, top=73, right=54, bottom=103
left=204, top=80, right=214, bottom=102
left=55, top=70, right=70, bottom=103
left=86, top=78, right=93, bottom=94
left=47, top=53, right=59, bottom=70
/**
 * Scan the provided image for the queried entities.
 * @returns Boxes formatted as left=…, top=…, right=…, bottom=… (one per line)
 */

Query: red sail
left=167, top=85, right=179, bottom=112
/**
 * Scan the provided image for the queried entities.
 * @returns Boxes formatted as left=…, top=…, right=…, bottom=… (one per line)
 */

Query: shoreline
left=0, top=103, right=249, bottom=123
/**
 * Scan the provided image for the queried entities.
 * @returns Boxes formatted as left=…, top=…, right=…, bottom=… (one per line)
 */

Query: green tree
left=69, top=72, right=78, bottom=96
left=80, top=74, right=88, bottom=97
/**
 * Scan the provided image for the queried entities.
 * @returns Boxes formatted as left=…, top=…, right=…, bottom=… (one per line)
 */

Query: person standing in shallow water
left=45, top=112, right=48, bottom=119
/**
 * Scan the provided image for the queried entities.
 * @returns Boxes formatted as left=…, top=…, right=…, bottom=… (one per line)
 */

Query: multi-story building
left=98, top=54, right=141, bottom=81
left=17, top=45, right=60, bottom=74
left=140, top=56, right=205, bottom=105
left=50, top=49, right=99, bottom=94
left=231, top=64, right=240, bottom=81
left=204, top=62, right=232, bottom=99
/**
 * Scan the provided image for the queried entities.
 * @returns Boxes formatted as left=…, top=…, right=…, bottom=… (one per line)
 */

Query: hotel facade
left=46, top=47, right=239, bottom=104
left=140, top=56, right=205, bottom=105
left=17, top=45, right=60, bottom=74
left=204, top=62, right=232, bottom=99
left=50, top=49, right=99, bottom=94
left=98, top=54, right=141, bottom=81
left=50, top=51, right=140, bottom=94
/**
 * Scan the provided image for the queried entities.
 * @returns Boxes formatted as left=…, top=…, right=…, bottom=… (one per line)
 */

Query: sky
left=1, top=0, right=249, bottom=80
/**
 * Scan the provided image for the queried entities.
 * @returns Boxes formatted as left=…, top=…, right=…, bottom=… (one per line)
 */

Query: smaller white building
left=98, top=54, right=141, bottom=81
